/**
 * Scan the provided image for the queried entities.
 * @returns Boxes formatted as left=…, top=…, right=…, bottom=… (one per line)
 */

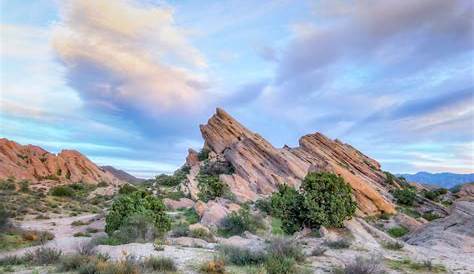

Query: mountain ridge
left=397, top=171, right=474, bottom=188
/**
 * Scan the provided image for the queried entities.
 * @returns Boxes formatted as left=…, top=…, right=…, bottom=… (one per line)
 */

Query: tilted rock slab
left=197, top=108, right=395, bottom=215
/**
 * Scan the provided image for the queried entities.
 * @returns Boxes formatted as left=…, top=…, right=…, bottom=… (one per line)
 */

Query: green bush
left=270, top=184, right=305, bottom=234
left=19, top=180, right=30, bottom=192
left=269, top=172, right=356, bottom=234
left=255, top=198, right=272, bottom=215
left=155, top=174, right=182, bottom=187
left=183, top=208, right=199, bottom=224
left=387, top=226, right=408, bottom=238
left=424, top=188, right=448, bottom=201
left=422, top=212, right=441, bottom=221
left=301, top=172, right=356, bottom=228
left=118, top=184, right=138, bottom=195
left=0, top=180, right=16, bottom=191
left=197, top=173, right=229, bottom=202
left=144, top=256, right=177, bottom=272
left=219, top=207, right=265, bottom=236
left=50, top=185, right=75, bottom=197
left=218, top=245, right=266, bottom=266
left=113, top=214, right=161, bottom=243
left=265, top=255, right=296, bottom=274
left=197, top=148, right=210, bottom=161
left=393, top=188, right=416, bottom=206
left=0, top=203, right=9, bottom=231
left=105, top=191, right=171, bottom=236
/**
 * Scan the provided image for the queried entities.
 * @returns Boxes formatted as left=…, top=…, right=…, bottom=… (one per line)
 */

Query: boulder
left=167, top=237, right=212, bottom=249
left=189, top=223, right=210, bottom=234
left=199, top=199, right=240, bottom=226
left=164, top=198, right=195, bottom=210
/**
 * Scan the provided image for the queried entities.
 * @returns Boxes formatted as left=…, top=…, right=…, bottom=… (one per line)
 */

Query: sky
left=0, top=0, right=473, bottom=178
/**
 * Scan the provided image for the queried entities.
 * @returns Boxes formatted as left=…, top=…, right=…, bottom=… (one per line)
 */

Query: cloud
left=53, top=0, right=210, bottom=118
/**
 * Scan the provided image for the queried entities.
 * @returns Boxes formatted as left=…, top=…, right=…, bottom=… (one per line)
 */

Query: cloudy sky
left=1, top=0, right=473, bottom=178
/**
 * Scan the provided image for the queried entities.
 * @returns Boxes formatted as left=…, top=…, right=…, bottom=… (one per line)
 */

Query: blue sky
left=1, top=0, right=473, bottom=178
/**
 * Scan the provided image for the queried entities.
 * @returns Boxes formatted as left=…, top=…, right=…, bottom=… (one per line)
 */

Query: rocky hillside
left=183, top=108, right=396, bottom=215
left=101, top=166, right=144, bottom=184
left=0, top=138, right=124, bottom=189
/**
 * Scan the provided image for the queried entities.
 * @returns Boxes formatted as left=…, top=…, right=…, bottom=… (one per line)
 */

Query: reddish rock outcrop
left=191, top=108, right=396, bottom=215
left=0, top=138, right=124, bottom=189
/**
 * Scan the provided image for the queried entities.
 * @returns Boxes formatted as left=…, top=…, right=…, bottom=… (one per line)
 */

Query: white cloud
left=53, top=0, right=210, bottom=115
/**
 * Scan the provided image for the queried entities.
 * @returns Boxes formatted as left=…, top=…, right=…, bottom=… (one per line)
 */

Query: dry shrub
left=200, top=258, right=226, bottom=273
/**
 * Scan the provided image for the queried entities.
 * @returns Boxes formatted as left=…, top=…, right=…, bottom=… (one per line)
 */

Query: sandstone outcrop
left=186, top=108, right=396, bottom=215
left=0, top=138, right=124, bottom=189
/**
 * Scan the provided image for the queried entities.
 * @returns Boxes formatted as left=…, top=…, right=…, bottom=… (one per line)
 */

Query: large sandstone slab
left=196, top=108, right=395, bottom=215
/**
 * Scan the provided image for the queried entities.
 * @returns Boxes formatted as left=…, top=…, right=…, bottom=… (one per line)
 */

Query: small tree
left=393, top=188, right=416, bottom=206
left=270, top=184, right=305, bottom=234
left=105, top=191, right=171, bottom=236
left=301, top=172, right=356, bottom=228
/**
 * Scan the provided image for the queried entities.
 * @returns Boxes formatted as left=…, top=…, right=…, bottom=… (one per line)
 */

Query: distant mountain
left=397, top=172, right=474, bottom=188
left=0, top=138, right=124, bottom=189
left=101, top=166, right=144, bottom=184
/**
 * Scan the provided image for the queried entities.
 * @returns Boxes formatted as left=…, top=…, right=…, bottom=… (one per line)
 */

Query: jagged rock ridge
left=0, top=138, right=124, bottom=189
left=187, top=108, right=396, bottom=215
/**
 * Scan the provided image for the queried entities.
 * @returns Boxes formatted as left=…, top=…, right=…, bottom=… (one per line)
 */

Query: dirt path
left=1, top=214, right=104, bottom=258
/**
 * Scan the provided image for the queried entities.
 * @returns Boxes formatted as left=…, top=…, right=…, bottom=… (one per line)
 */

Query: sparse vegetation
left=325, top=238, right=351, bottom=249
left=50, top=185, right=75, bottom=197
left=197, top=148, right=210, bottom=161
left=219, top=206, right=265, bottom=237
left=334, top=256, right=384, bottom=274
left=144, top=256, right=177, bottom=272
left=118, top=184, right=138, bottom=195
left=24, top=247, right=62, bottom=265
left=382, top=241, right=404, bottom=250
left=424, top=188, right=448, bottom=201
left=393, top=187, right=416, bottom=206
left=197, top=173, right=230, bottom=202
left=387, top=258, right=446, bottom=273
left=422, top=212, right=442, bottom=221
left=219, top=245, right=266, bottom=266
left=387, top=226, right=408, bottom=238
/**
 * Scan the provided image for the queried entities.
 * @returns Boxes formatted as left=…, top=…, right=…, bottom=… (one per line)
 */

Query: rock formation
left=185, top=108, right=396, bottom=215
left=0, top=138, right=124, bottom=189
left=101, top=165, right=144, bottom=184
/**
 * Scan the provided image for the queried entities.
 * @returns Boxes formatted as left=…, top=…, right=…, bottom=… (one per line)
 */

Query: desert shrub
left=255, top=197, right=272, bottom=215
left=0, top=180, right=16, bottom=191
left=71, top=220, right=88, bottom=226
left=311, top=246, right=327, bottom=256
left=97, top=181, right=108, bottom=187
left=105, top=191, right=170, bottom=236
left=58, top=254, right=89, bottom=271
left=325, top=238, right=351, bottom=249
left=301, top=172, right=356, bottom=228
left=86, top=227, right=99, bottom=234
left=50, top=185, right=75, bottom=197
left=24, top=247, right=62, bottom=265
left=183, top=207, right=199, bottom=224
left=113, top=214, right=162, bottom=243
left=200, top=258, right=226, bottom=273
left=200, top=160, right=234, bottom=176
left=0, top=203, right=9, bottom=231
left=118, top=184, right=138, bottom=195
left=0, top=255, right=28, bottom=266
left=265, top=255, right=296, bottom=274
left=155, top=174, right=181, bottom=187
left=266, top=237, right=305, bottom=262
left=270, top=184, right=305, bottom=234
left=424, top=188, right=448, bottom=201
left=422, top=212, right=441, bottom=221
left=382, top=241, right=404, bottom=250
left=393, top=188, right=416, bottom=206
left=190, top=227, right=214, bottom=242
left=197, top=148, right=210, bottom=161
left=73, top=232, right=91, bottom=237
left=334, top=256, right=384, bottom=274
left=19, top=180, right=30, bottom=192
left=144, top=256, right=177, bottom=272
left=171, top=223, right=190, bottom=237
left=387, top=226, right=408, bottom=238
left=219, top=207, right=265, bottom=236
left=218, top=245, right=266, bottom=266
left=197, top=173, right=229, bottom=202
left=76, top=240, right=97, bottom=256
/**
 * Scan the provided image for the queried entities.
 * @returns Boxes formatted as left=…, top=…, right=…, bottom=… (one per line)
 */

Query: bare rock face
left=164, top=198, right=195, bottom=210
left=195, top=108, right=395, bottom=215
left=195, top=198, right=240, bottom=227
left=0, top=138, right=124, bottom=189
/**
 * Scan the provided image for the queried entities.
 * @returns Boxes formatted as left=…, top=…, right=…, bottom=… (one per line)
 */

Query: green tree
left=270, top=184, right=305, bottom=234
left=301, top=172, right=356, bottom=228
left=393, top=188, right=416, bottom=206
left=105, top=191, right=171, bottom=236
